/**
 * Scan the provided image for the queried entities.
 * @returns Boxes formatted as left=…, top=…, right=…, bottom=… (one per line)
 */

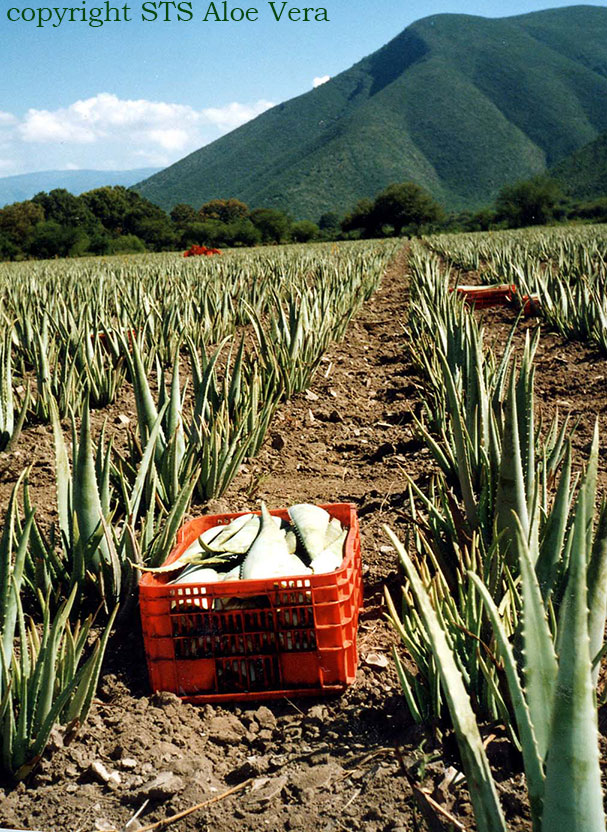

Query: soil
left=1, top=243, right=606, bottom=832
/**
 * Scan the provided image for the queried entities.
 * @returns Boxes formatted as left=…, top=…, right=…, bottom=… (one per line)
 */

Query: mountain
left=133, top=6, right=607, bottom=220
left=0, top=168, right=161, bottom=207
left=552, top=130, right=607, bottom=200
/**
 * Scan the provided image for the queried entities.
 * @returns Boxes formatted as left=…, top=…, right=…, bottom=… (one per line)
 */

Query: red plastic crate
left=139, top=503, right=362, bottom=703
left=451, top=284, right=517, bottom=309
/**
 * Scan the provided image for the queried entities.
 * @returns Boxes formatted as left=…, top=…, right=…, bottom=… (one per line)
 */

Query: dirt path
left=2, top=242, right=606, bottom=832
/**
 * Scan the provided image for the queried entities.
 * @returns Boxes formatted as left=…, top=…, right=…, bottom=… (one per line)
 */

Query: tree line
left=0, top=176, right=605, bottom=261
left=0, top=187, right=322, bottom=261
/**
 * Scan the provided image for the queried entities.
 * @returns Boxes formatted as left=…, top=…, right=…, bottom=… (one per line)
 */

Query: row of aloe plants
left=425, top=224, right=607, bottom=354
left=0, top=240, right=397, bottom=780
left=387, top=240, right=607, bottom=830
left=0, top=241, right=396, bottom=427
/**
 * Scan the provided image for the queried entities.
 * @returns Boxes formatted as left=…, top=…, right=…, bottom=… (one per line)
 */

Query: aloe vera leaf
left=513, top=515, right=558, bottom=762
left=392, top=646, right=424, bottom=724
left=123, top=334, right=164, bottom=455
left=1, top=507, right=34, bottom=662
left=470, top=572, right=545, bottom=828
left=145, top=475, right=197, bottom=568
left=49, top=398, right=72, bottom=549
left=536, top=442, right=573, bottom=601
left=72, top=401, right=109, bottom=568
left=515, top=335, right=535, bottom=500
left=438, top=352, right=478, bottom=526
left=385, top=526, right=507, bottom=832
left=586, top=503, right=607, bottom=687
left=5, top=381, right=29, bottom=454
left=542, top=490, right=606, bottom=832
left=63, top=605, right=117, bottom=724
left=582, top=420, right=599, bottom=553
left=127, top=404, right=168, bottom=523
left=167, top=355, right=185, bottom=464
left=495, top=372, right=529, bottom=552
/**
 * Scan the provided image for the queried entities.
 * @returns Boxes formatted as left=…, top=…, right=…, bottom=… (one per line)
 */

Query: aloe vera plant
left=0, top=482, right=117, bottom=780
left=387, top=511, right=606, bottom=832
left=24, top=396, right=170, bottom=608
left=0, top=329, right=28, bottom=452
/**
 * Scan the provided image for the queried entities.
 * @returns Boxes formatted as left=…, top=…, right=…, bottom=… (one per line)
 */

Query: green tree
left=372, top=182, right=443, bottom=235
left=223, top=218, right=261, bottom=247
left=170, top=203, right=198, bottom=227
left=570, top=197, right=607, bottom=223
left=340, top=198, right=376, bottom=237
left=0, top=231, right=19, bottom=260
left=131, top=218, right=178, bottom=251
left=495, top=176, right=563, bottom=228
left=32, top=189, right=100, bottom=234
left=0, top=200, right=45, bottom=250
left=199, top=198, right=249, bottom=224
left=28, top=221, right=89, bottom=259
left=318, top=211, right=341, bottom=233
left=81, top=185, right=136, bottom=234
left=107, top=234, right=146, bottom=254
left=250, top=208, right=291, bottom=243
left=291, top=220, right=319, bottom=242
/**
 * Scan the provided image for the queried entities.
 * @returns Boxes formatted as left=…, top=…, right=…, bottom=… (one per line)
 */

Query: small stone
left=151, top=690, right=181, bottom=707
left=119, top=758, right=138, bottom=770
left=306, top=704, right=329, bottom=723
left=289, top=763, right=341, bottom=794
left=229, top=756, right=268, bottom=783
left=90, top=761, right=112, bottom=784
left=308, top=751, right=330, bottom=765
left=47, top=727, right=64, bottom=751
left=246, top=775, right=288, bottom=808
left=136, top=771, right=185, bottom=800
left=206, top=714, right=246, bottom=745
left=255, top=705, right=276, bottom=729
left=363, top=651, right=389, bottom=669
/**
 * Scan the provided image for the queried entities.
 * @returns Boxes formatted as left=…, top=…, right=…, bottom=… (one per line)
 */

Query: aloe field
left=1, top=226, right=607, bottom=832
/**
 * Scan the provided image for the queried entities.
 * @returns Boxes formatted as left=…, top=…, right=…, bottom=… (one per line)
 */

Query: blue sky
left=0, top=0, right=604, bottom=175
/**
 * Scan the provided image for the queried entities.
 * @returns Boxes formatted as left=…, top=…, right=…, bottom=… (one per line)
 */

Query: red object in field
left=139, top=503, right=362, bottom=703
left=183, top=244, right=222, bottom=257
left=95, top=328, right=137, bottom=353
left=451, top=284, right=518, bottom=309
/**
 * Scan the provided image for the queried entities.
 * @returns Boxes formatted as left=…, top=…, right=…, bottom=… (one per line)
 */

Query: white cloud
left=20, top=109, right=97, bottom=143
left=313, top=75, right=331, bottom=88
left=0, top=92, right=276, bottom=176
left=0, top=112, right=18, bottom=127
left=145, top=128, right=191, bottom=152
left=202, top=100, right=275, bottom=129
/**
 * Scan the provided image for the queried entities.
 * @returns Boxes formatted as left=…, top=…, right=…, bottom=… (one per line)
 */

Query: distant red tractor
left=183, top=244, right=222, bottom=257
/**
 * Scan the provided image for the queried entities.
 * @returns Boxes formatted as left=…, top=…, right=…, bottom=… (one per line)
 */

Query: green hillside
left=134, top=5, right=607, bottom=219
left=552, top=131, right=607, bottom=199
